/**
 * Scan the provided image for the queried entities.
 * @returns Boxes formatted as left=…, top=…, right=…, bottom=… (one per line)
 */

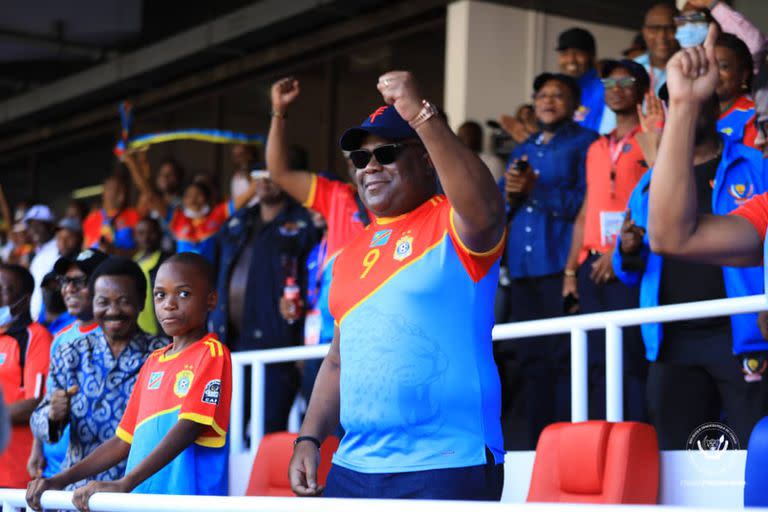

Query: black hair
left=159, top=252, right=216, bottom=291
left=137, top=216, right=162, bottom=233
left=159, top=158, right=186, bottom=183
left=186, top=181, right=212, bottom=204
left=88, top=257, right=147, bottom=302
left=716, top=33, right=754, bottom=91
left=0, top=263, right=35, bottom=296
left=458, top=121, right=483, bottom=152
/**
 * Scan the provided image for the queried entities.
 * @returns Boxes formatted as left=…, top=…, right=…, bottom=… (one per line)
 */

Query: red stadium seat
left=527, top=421, right=659, bottom=504
left=245, top=432, right=339, bottom=496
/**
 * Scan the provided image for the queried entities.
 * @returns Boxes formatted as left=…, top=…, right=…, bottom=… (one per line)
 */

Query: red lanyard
left=607, top=127, right=640, bottom=197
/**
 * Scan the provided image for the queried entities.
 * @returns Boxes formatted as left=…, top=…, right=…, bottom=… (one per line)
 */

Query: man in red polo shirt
left=0, top=263, right=52, bottom=488
left=266, top=78, right=369, bottom=262
left=563, top=59, right=652, bottom=420
left=266, top=78, right=370, bottom=396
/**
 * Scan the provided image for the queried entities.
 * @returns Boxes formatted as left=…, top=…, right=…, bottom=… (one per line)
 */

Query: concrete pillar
left=444, top=0, right=636, bottom=148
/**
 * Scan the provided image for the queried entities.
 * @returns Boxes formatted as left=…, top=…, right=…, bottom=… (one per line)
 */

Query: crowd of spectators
left=0, top=0, right=767, bottom=505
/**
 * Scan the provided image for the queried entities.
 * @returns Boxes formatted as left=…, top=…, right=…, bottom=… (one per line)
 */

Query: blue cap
left=339, top=105, right=418, bottom=151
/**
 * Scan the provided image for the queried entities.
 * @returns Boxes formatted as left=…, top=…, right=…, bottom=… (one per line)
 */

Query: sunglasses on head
left=601, top=76, right=637, bottom=89
left=349, top=143, right=413, bottom=169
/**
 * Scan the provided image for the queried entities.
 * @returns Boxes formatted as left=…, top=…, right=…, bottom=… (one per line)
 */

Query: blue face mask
left=676, top=23, right=709, bottom=48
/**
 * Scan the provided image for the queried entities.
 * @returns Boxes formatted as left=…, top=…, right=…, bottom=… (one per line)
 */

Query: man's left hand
left=72, top=479, right=129, bottom=512
left=377, top=71, right=425, bottom=124
left=590, top=251, right=616, bottom=285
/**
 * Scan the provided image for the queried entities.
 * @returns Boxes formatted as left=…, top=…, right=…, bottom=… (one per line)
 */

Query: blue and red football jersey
left=116, top=334, right=231, bottom=495
left=328, top=196, right=505, bottom=473
left=170, top=201, right=234, bottom=261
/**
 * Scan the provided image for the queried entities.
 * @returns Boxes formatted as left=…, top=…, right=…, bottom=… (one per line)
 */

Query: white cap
left=22, top=204, right=55, bottom=224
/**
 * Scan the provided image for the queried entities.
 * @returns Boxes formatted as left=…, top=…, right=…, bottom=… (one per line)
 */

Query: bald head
left=644, top=3, right=677, bottom=25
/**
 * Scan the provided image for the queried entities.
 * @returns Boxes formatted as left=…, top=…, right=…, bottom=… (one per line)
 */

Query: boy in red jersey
left=27, top=253, right=231, bottom=511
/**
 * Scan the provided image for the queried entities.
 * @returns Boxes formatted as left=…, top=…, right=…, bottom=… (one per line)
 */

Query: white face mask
left=0, top=305, right=12, bottom=327
left=0, top=294, right=28, bottom=330
left=183, top=205, right=211, bottom=220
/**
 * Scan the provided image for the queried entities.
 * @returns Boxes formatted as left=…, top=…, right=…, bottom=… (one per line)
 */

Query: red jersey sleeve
left=305, top=174, right=349, bottom=218
left=23, top=324, right=52, bottom=400
left=446, top=203, right=506, bottom=283
left=210, top=201, right=234, bottom=224
left=178, top=338, right=232, bottom=448
left=743, top=117, right=759, bottom=149
left=82, top=210, right=103, bottom=248
left=116, top=362, right=149, bottom=445
left=731, top=192, right=768, bottom=242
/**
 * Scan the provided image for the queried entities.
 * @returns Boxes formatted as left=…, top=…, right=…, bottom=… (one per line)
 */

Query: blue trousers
left=324, top=457, right=504, bottom=500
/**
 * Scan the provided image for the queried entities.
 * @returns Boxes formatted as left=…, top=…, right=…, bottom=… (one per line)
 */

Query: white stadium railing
left=2, top=489, right=768, bottom=512
left=2, top=294, right=767, bottom=511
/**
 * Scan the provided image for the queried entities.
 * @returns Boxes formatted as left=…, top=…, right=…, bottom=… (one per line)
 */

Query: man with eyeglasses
left=28, top=257, right=167, bottom=491
left=624, top=24, right=768, bottom=449
left=637, top=3, right=680, bottom=94
left=288, top=71, right=506, bottom=500
left=563, top=60, right=651, bottom=421
left=495, top=72, right=598, bottom=449
left=27, top=249, right=107, bottom=482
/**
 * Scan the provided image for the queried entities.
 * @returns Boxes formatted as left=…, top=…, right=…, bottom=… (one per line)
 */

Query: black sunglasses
left=349, top=143, right=414, bottom=169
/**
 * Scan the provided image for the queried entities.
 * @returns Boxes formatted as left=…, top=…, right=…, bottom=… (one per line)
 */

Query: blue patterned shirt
left=30, top=330, right=167, bottom=489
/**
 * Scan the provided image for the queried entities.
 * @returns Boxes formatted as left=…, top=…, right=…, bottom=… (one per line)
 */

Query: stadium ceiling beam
left=0, top=0, right=341, bottom=126
left=0, top=0, right=448, bottom=159
left=0, top=26, right=109, bottom=60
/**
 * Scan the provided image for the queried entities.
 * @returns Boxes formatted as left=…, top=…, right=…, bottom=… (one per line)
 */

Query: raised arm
left=647, top=24, right=763, bottom=267
left=266, top=78, right=314, bottom=205
left=123, top=151, right=165, bottom=218
left=378, top=71, right=505, bottom=252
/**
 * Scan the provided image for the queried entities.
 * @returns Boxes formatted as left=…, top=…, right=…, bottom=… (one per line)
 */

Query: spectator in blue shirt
left=635, top=3, right=679, bottom=94
left=209, top=172, right=316, bottom=436
left=496, top=72, right=598, bottom=449
left=556, top=27, right=615, bottom=134
left=29, top=257, right=167, bottom=490
left=28, top=250, right=107, bottom=480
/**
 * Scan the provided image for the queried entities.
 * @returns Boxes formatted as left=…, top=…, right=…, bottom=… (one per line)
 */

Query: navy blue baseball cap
left=602, top=59, right=651, bottom=96
left=339, top=105, right=418, bottom=151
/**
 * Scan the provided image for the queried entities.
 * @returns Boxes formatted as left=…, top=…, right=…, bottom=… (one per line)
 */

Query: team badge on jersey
left=148, top=371, right=164, bottom=390
left=393, top=235, right=414, bottom=261
left=370, top=229, right=392, bottom=248
left=728, top=183, right=754, bottom=205
left=202, top=379, right=221, bottom=404
left=174, top=367, right=195, bottom=398
left=0, top=353, right=5, bottom=365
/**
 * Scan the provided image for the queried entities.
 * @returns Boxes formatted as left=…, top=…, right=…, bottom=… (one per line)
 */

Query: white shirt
left=29, top=238, right=59, bottom=321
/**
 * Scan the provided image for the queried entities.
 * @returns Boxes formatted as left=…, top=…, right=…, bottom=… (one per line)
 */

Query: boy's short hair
left=161, top=252, right=216, bottom=291
left=0, top=263, right=35, bottom=296
left=88, top=257, right=147, bottom=302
